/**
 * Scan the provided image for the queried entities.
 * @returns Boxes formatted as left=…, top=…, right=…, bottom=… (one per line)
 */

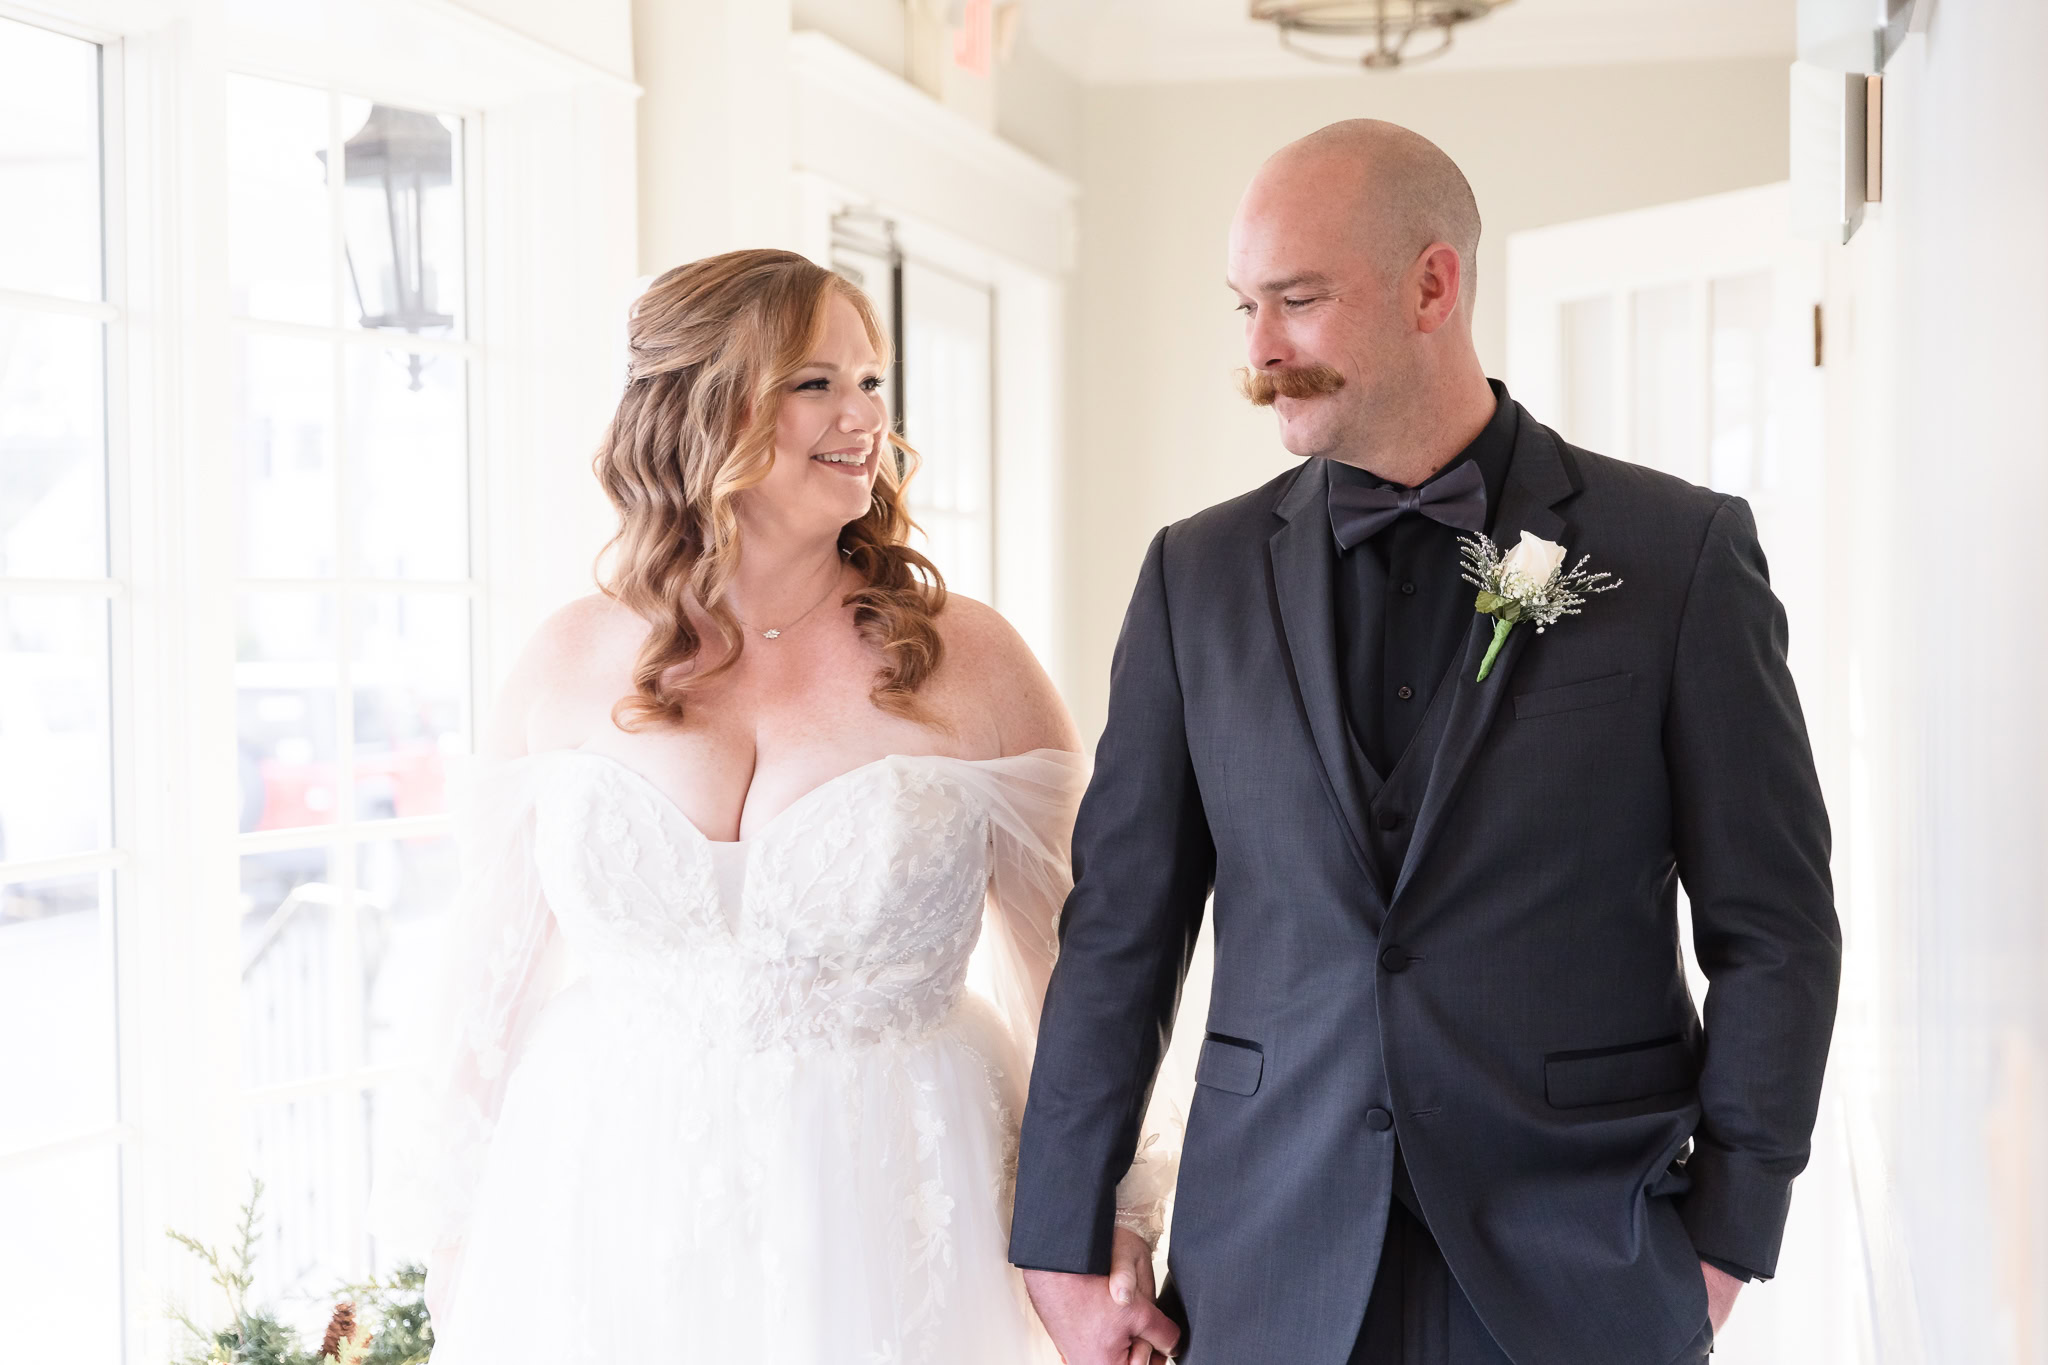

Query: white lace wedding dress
left=396, top=746, right=1164, bottom=1364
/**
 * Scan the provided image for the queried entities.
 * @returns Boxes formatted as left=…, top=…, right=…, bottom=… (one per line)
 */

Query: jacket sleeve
left=1664, top=496, right=1842, bottom=1278
left=1008, top=526, right=1216, bottom=1274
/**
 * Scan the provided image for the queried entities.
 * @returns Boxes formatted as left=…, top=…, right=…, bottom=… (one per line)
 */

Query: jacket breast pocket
left=1544, top=1034, right=1694, bottom=1109
left=1193, top=1033, right=1264, bottom=1096
left=1513, top=671, right=1635, bottom=720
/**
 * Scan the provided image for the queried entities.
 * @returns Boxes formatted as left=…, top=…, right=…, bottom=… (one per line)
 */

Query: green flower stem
left=1476, top=616, right=1515, bottom=681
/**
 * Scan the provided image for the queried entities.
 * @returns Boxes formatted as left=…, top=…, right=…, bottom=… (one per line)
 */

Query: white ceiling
left=1021, top=0, right=1796, bottom=85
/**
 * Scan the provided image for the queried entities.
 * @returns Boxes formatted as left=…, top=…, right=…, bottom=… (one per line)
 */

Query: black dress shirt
left=1328, top=379, right=1517, bottom=781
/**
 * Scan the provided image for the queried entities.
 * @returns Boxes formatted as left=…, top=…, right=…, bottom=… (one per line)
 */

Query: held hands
left=1700, top=1260, right=1743, bottom=1335
left=1023, top=1226, right=1180, bottom=1365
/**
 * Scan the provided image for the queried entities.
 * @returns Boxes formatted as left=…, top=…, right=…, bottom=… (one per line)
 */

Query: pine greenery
left=167, top=1180, right=434, bottom=1365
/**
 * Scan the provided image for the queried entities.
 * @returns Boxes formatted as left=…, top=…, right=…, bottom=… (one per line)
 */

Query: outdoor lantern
left=336, top=104, right=456, bottom=389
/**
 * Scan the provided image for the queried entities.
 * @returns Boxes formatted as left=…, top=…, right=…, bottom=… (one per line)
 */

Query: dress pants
left=1346, top=1164, right=1716, bottom=1365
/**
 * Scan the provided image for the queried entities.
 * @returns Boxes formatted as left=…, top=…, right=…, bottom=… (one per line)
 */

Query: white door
left=1506, top=184, right=1856, bottom=1365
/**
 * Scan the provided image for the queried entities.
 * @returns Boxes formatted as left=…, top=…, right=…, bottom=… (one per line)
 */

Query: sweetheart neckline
left=552, top=747, right=1069, bottom=849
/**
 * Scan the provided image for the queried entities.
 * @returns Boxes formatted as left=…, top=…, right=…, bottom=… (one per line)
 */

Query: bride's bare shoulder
left=931, top=594, right=1078, bottom=757
left=485, top=593, right=647, bottom=758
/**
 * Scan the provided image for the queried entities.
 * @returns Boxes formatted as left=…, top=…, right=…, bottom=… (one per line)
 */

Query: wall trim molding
left=788, top=29, right=1076, bottom=279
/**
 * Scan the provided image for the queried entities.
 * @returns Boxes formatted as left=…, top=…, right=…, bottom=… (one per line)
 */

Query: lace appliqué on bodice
left=534, top=752, right=995, bottom=1054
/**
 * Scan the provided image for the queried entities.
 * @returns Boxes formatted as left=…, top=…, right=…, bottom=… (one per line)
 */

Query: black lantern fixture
left=333, top=105, right=456, bottom=389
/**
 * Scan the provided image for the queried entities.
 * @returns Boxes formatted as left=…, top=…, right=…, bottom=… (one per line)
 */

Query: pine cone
left=320, top=1303, right=358, bottom=1360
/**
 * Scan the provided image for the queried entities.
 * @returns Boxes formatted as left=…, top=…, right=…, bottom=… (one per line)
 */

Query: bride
left=409, top=249, right=1171, bottom=1363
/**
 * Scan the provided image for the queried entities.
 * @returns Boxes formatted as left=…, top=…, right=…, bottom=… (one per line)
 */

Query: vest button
left=1366, top=1107, right=1394, bottom=1131
left=1380, top=945, right=1412, bottom=973
left=1397, top=684, right=1415, bottom=700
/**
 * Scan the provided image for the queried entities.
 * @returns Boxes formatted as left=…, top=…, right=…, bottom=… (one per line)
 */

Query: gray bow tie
left=1329, top=458, right=1487, bottom=551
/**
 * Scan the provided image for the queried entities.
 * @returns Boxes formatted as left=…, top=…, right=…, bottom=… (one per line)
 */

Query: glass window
left=0, top=14, right=122, bottom=1353
left=227, top=75, right=475, bottom=1302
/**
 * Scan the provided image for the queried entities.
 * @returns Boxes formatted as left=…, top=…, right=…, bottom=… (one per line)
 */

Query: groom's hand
left=1701, top=1260, right=1744, bottom=1334
left=1023, top=1227, right=1180, bottom=1364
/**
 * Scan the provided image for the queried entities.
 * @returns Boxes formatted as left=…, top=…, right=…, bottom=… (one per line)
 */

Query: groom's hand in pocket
left=1023, top=1227, right=1180, bottom=1364
left=1700, top=1260, right=1744, bottom=1334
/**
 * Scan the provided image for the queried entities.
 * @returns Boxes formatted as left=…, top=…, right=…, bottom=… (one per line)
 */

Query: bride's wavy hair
left=594, top=248, right=945, bottom=731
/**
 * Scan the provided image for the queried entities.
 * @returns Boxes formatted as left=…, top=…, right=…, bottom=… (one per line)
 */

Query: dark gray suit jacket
left=1009, top=408, right=1841, bottom=1365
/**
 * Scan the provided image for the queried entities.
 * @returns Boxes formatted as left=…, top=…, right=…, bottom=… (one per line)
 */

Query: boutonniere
left=1458, top=532, right=1621, bottom=682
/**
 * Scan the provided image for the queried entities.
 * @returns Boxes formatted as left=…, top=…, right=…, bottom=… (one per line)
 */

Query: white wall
left=1062, top=57, right=1792, bottom=734
left=449, top=0, right=634, bottom=83
left=1825, top=5, right=2048, bottom=1358
left=634, top=0, right=795, bottom=272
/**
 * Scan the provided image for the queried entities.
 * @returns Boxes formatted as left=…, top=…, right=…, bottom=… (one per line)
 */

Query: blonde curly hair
left=593, top=249, right=945, bottom=730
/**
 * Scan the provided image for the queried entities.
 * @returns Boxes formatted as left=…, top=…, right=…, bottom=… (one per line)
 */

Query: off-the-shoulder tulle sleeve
left=956, top=750, right=1181, bottom=1249
left=377, top=755, right=568, bottom=1309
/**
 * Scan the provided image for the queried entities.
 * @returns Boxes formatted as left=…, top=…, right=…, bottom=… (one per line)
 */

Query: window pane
left=365, top=1084, right=432, bottom=1269
left=359, top=834, right=454, bottom=1067
left=347, top=348, right=468, bottom=580
left=339, top=98, right=465, bottom=339
left=0, top=308, right=108, bottom=578
left=236, top=591, right=339, bottom=832
left=247, top=1091, right=366, bottom=1311
left=0, top=872, right=115, bottom=1149
left=353, top=594, right=468, bottom=820
left=228, top=75, right=333, bottom=325
left=0, top=1142, right=122, bottom=1358
left=240, top=846, right=342, bottom=1088
left=0, top=594, right=111, bottom=862
left=235, top=333, right=337, bottom=579
left=0, top=18, right=100, bottom=301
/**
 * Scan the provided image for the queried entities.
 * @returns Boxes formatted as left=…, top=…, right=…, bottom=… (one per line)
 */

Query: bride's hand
left=1022, top=1227, right=1178, bottom=1365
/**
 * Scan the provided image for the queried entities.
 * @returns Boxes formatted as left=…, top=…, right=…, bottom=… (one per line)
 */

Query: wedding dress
left=398, top=746, right=1167, bottom=1364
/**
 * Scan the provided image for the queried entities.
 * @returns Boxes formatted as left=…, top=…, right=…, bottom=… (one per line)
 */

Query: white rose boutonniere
left=1459, top=531, right=1621, bottom=681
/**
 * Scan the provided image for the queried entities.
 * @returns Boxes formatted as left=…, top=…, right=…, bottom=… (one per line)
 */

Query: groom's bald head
left=1227, top=120, right=1488, bottom=466
left=1252, top=119, right=1482, bottom=312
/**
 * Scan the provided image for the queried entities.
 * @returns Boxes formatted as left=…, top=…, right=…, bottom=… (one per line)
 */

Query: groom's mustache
left=1237, top=364, right=1346, bottom=406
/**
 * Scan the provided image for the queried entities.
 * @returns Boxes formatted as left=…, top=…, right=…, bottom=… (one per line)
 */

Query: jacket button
left=1380, top=945, right=1412, bottom=973
left=1377, top=809, right=1404, bottom=831
left=1366, top=1107, right=1394, bottom=1131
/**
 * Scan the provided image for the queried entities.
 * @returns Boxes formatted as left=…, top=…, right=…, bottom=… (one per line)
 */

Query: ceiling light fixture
left=1250, top=0, right=1515, bottom=71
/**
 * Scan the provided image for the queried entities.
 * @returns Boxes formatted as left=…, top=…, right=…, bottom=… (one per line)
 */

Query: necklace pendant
left=762, top=629, right=781, bottom=640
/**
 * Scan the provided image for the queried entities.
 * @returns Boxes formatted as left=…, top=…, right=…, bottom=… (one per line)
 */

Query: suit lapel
left=1391, top=414, right=1580, bottom=905
left=1267, top=459, right=1387, bottom=902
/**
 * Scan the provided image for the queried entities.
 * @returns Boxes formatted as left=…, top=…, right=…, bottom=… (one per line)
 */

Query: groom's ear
left=1411, top=241, right=1466, bottom=335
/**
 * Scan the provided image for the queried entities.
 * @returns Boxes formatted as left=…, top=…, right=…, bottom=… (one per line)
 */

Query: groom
left=1009, top=120, right=1840, bottom=1365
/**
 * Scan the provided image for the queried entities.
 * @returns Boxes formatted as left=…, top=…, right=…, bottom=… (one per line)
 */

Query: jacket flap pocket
left=1194, top=1035, right=1264, bottom=1096
left=1544, top=1035, right=1693, bottom=1109
left=1514, top=671, right=1635, bottom=720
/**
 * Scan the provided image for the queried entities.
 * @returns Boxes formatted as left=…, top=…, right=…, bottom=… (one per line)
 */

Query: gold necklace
left=735, top=573, right=843, bottom=640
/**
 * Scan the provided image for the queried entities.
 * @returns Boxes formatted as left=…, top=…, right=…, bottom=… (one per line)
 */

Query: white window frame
left=0, top=2, right=639, bottom=1357
left=0, top=15, right=138, bottom=1355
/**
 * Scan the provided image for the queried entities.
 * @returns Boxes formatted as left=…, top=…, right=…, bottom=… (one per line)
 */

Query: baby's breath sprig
left=1458, top=532, right=1621, bottom=681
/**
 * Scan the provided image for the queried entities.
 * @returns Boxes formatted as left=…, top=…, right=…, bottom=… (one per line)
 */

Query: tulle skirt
left=429, top=980, right=1057, bottom=1365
